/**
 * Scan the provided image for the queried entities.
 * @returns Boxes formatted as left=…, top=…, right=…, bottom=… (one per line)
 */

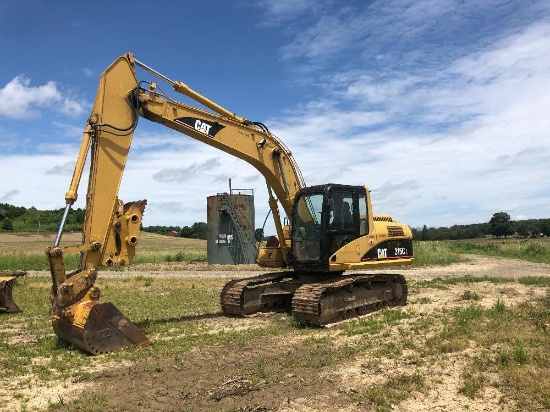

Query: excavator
left=47, top=53, right=413, bottom=355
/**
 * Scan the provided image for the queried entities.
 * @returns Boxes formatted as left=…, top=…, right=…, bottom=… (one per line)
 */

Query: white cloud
left=46, top=161, right=76, bottom=175
left=3, top=1, right=550, bottom=233
left=263, top=13, right=550, bottom=227
left=280, top=10, right=368, bottom=61
left=255, top=0, right=326, bottom=26
left=152, top=158, right=222, bottom=183
left=0, top=189, right=19, bottom=202
left=0, top=76, right=86, bottom=119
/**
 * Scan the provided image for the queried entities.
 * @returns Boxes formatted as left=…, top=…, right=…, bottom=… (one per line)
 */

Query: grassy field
left=2, top=273, right=549, bottom=411
left=448, top=237, right=550, bottom=264
left=1, top=232, right=550, bottom=410
left=2, top=232, right=550, bottom=271
left=413, top=237, right=550, bottom=266
left=2, top=232, right=550, bottom=273
left=0, top=232, right=207, bottom=271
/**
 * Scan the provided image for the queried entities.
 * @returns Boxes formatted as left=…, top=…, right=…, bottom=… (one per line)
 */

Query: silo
left=207, top=188, right=257, bottom=265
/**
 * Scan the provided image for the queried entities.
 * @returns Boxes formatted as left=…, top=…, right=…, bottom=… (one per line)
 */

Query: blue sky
left=1, top=0, right=549, bottom=234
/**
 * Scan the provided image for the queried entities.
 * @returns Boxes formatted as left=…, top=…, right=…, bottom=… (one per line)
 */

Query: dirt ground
left=3, top=255, right=550, bottom=412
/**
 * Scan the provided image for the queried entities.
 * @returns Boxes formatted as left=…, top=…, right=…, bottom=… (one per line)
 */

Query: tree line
left=0, top=203, right=85, bottom=232
left=2, top=203, right=549, bottom=241
left=413, top=212, right=550, bottom=240
left=0, top=203, right=210, bottom=239
left=142, top=223, right=208, bottom=240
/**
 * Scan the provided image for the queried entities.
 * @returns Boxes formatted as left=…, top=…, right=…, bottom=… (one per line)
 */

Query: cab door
left=324, top=187, right=359, bottom=258
left=290, top=191, right=325, bottom=266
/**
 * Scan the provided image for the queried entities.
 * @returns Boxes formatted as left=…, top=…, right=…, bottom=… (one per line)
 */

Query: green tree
left=0, top=218, right=14, bottom=231
left=516, top=222, right=530, bottom=238
left=190, top=222, right=207, bottom=239
left=420, top=225, right=431, bottom=240
left=180, top=225, right=193, bottom=238
left=254, top=228, right=264, bottom=242
left=489, top=212, right=514, bottom=239
left=538, top=219, right=550, bottom=237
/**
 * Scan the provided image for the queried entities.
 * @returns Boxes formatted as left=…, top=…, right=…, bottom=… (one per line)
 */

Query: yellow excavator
left=47, top=53, right=413, bottom=355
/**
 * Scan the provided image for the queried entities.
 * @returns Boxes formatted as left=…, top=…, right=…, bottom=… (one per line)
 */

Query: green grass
left=360, top=373, right=425, bottom=412
left=459, top=290, right=481, bottom=301
left=412, top=238, right=550, bottom=266
left=1, top=275, right=291, bottom=380
left=421, top=291, right=550, bottom=410
left=448, top=238, right=550, bottom=264
left=412, top=241, right=467, bottom=266
left=3, top=273, right=550, bottom=411
left=0, top=232, right=207, bottom=271
left=3, top=235, right=550, bottom=271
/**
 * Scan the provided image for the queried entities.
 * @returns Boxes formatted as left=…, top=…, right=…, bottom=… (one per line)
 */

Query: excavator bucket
left=0, top=271, right=27, bottom=313
left=52, top=300, right=152, bottom=355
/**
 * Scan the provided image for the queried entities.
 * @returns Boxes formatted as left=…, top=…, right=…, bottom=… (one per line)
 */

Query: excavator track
left=221, top=272, right=298, bottom=316
left=221, top=272, right=407, bottom=326
left=292, top=273, right=407, bottom=326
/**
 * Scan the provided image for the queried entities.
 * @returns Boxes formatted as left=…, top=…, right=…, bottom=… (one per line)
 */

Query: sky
left=1, top=0, right=549, bottom=235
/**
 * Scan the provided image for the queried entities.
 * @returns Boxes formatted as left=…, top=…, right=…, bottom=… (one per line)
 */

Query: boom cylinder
left=134, top=58, right=246, bottom=123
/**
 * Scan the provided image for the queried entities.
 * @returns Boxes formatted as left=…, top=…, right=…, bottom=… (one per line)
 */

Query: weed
left=492, top=297, right=506, bottom=313
left=255, top=354, right=267, bottom=380
left=460, top=290, right=480, bottom=301
left=412, top=296, right=432, bottom=304
left=459, top=370, right=484, bottom=399
left=448, top=239, right=550, bottom=264
left=512, top=340, right=529, bottom=364
left=362, top=373, right=425, bottom=411
left=518, top=276, right=550, bottom=287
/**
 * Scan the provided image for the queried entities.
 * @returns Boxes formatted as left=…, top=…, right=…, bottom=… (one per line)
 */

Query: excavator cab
left=290, top=184, right=368, bottom=271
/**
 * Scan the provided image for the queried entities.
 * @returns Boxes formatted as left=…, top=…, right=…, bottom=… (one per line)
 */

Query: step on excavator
left=48, top=53, right=413, bottom=355
left=0, top=271, right=27, bottom=313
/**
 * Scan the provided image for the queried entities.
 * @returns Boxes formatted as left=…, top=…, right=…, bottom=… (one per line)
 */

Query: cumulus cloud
left=255, top=0, right=326, bottom=26
left=152, top=158, right=221, bottom=182
left=155, top=201, right=187, bottom=214
left=0, top=76, right=86, bottom=119
left=262, top=3, right=550, bottom=227
left=0, top=189, right=19, bottom=202
left=46, top=161, right=76, bottom=175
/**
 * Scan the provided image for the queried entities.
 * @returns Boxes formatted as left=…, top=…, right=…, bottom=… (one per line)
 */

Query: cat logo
left=195, top=120, right=212, bottom=135
left=174, top=117, right=225, bottom=137
left=377, top=248, right=388, bottom=259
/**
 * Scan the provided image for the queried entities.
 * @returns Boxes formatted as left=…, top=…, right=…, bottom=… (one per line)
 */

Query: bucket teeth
left=52, top=301, right=152, bottom=355
left=0, top=271, right=27, bottom=314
